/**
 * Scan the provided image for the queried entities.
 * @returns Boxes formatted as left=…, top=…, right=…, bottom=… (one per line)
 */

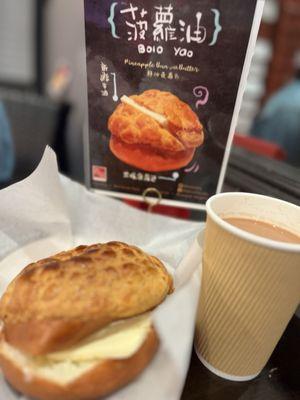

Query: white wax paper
left=0, top=148, right=203, bottom=400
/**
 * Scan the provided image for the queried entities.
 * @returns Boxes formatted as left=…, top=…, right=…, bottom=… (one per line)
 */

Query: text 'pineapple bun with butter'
left=0, top=241, right=173, bottom=400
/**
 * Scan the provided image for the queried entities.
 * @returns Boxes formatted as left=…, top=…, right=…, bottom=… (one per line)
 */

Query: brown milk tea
left=223, top=217, right=300, bottom=244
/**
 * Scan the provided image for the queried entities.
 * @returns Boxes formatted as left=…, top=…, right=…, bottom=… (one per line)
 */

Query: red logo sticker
left=92, top=165, right=107, bottom=182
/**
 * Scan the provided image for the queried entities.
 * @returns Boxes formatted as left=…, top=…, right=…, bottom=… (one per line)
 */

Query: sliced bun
left=110, top=136, right=195, bottom=172
left=0, top=242, right=173, bottom=355
left=0, top=327, right=159, bottom=400
left=108, top=89, right=204, bottom=172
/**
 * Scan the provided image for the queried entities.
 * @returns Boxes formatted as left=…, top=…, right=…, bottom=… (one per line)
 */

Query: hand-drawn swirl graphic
left=184, top=162, right=200, bottom=173
left=108, top=2, right=120, bottom=39
left=209, top=9, right=222, bottom=46
left=193, top=86, right=209, bottom=108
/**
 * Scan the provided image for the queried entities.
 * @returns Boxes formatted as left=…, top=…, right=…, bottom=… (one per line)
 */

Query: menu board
left=84, top=0, right=264, bottom=209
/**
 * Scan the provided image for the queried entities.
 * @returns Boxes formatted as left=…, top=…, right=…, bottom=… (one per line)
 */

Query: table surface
left=182, top=316, right=300, bottom=400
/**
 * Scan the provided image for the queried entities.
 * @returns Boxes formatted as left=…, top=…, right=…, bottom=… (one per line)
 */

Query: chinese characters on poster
left=85, top=0, right=263, bottom=209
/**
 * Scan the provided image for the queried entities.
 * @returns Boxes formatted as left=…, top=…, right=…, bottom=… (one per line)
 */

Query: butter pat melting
left=48, top=313, right=151, bottom=361
left=121, top=95, right=168, bottom=127
left=1, top=314, right=152, bottom=384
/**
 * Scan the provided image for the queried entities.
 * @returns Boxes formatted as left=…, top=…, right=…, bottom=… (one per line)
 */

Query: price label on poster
left=84, top=0, right=264, bottom=209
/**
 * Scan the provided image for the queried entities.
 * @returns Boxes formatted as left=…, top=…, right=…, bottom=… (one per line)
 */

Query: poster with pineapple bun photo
left=84, top=0, right=265, bottom=209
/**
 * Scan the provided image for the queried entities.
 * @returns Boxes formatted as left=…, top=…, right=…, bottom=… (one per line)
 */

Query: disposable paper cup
left=195, top=193, right=300, bottom=381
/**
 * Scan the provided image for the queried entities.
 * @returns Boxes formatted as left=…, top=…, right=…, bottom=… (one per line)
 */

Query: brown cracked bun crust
left=0, top=241, right=173, bottom=356
left=0, top=327, right=159, bottom=400
left=108, top=89, right=204, bottom=171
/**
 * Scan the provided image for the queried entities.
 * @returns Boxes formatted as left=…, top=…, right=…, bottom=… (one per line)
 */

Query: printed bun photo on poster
left=84, top=0, right=265, bottom=209
left=108, top=89, right=204, bottom=172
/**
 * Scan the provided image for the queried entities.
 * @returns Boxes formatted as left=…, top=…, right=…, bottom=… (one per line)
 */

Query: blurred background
left=0, top=0, right=299, bottom=207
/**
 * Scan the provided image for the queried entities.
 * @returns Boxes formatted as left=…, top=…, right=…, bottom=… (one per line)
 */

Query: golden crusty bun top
left=0, top=242, right=173, bottom=356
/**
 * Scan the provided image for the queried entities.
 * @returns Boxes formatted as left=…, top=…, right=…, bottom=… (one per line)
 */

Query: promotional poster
left=84, top=0, right=264, bottom=209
